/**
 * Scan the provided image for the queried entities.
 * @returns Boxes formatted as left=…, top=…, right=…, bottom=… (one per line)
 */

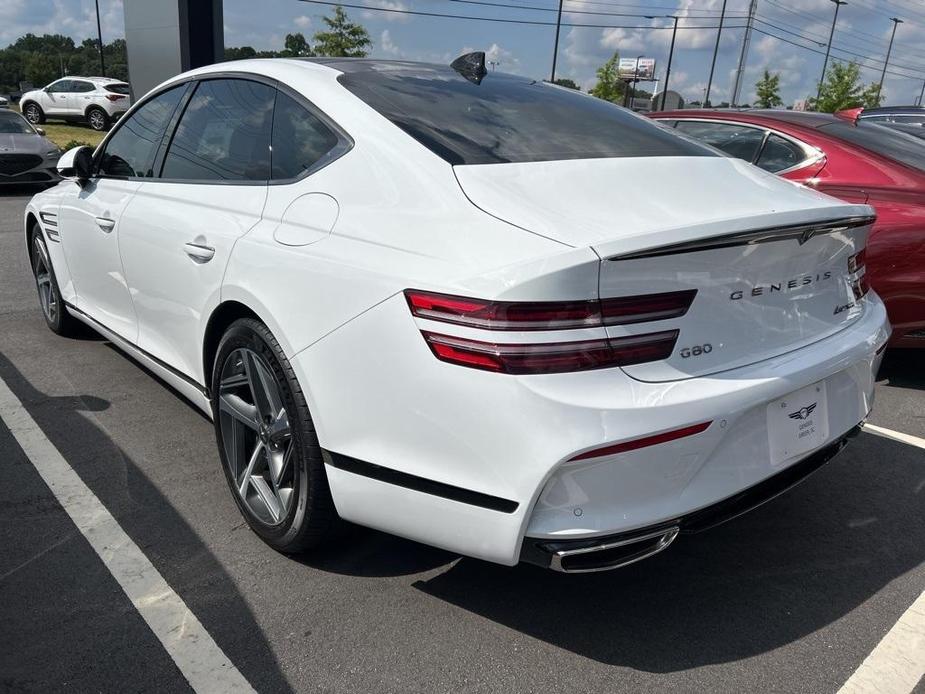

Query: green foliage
left=589, top=52, right=625, bottom=103
left=0, top=33, right=128, bottom=93
left=282, top=32, right=314, bottom=58
left=810, top=61, right=883, bottom=113
left=62, top=138, right=94, bottom=150
left=552, top=78, right=580, bottom=90
left=312, top=6, right=371, bottom=57
left=755, top=70, right=783, bottom=108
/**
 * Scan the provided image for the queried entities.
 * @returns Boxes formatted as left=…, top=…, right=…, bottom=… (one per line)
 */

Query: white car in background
left=20, top=76, right=132, bottom=131
left=24, top=55, right=889, bottom=573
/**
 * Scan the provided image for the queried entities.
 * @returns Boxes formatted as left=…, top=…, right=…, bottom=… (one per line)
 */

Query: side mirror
left=56, top=146, right=94, bottom=182
left=35, top=127, right=45, bottom=136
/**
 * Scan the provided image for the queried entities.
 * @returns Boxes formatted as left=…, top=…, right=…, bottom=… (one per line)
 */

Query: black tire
left=86, top=106, right=109, bottom=131
left=30, top=227, right=80, bottom=336
left=211, top=318, right=339, bottom=553
left=22, top=102, right=45, bottom=125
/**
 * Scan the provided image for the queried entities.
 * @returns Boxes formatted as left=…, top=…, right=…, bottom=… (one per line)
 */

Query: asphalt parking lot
left=1, top=187, right=923, bottom=694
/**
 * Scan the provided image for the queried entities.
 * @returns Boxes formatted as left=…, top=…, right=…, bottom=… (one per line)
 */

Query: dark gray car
left=0, top=110, right=61, bottom=186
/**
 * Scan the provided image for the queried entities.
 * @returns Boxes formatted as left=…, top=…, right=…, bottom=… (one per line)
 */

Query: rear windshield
left=338, top=64, right=713, bottom=165
left=105, top=83, right=131, bottom=95
left=819, top=121, right=925, bottom=173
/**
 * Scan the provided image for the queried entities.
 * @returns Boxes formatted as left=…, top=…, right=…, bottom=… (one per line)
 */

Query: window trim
left=92, top=70, right=353, bottom=187
left=665, top=117, right=824, bottom=176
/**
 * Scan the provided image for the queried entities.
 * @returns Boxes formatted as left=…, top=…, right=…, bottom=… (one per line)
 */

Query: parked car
left=857, top=104, right=925, bottom=126
left=24, top=57, right=889, bottom=573
left=650, top=109, right=925, bottom=348
left=878, top=121, right=925, bottom=141
left=0, top=95, right=8, bottom=108
left=0, top=109, right=61, bottom=186
left=20, top=77, right=132, bottom=131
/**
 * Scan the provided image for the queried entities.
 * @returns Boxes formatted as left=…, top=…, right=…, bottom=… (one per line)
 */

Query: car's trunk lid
left=454, top=156, right=874, bottom=381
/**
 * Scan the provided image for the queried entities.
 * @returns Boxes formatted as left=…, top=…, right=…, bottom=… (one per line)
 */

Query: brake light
left=105, top=94, right=126, bottom=102
left=848, top=249, right=866, bottom=274
left=404, top=289, right=696, bottom=331
left=422, top=330, right=679, bottom=375
left=848, top=249, right=869, bottom=299
left=567, top=421, right=712, bottom=462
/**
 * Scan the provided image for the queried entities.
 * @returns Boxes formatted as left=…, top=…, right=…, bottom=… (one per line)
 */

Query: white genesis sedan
left=25, top=54, right=890, bottom=572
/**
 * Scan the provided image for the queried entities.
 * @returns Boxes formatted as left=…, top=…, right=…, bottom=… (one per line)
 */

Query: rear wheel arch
left=203, top=301, right=263, bottom=387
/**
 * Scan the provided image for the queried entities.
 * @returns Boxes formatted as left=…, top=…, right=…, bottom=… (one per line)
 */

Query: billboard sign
left=618, top=57, right=656, bottom=80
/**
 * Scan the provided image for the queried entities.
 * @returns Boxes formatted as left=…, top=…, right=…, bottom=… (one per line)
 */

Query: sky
left=3, top=0, right=925, bottom=106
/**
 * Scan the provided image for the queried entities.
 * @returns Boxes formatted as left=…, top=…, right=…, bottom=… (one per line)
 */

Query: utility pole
left=704, top=0, right=727, bottom=108
left=660, top=16, right=679, bottom=111
left=94, top=0, right=106, bottom=76
left=550, top=0, right=563, bottom=82
left=624, top=54, right=643, bottom=109
left=876, top=17, right=903, bottom=104
left=817, top=0, right=847, bottom=104
left=731, top=0, right=757, bottom=107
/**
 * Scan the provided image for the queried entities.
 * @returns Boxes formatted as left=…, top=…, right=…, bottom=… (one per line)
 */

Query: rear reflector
left=422, top=330, right=679, bottom=374
left=405, top=289, right=696, bottom=331
left=567, top=421, right=712, bottom=462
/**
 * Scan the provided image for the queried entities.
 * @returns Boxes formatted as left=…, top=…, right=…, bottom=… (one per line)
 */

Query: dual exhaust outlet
left=529, top=526, right=681, bottom=574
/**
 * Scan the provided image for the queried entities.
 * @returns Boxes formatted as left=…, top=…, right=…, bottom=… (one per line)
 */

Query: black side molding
left=323, top=451, right=519, bottom=514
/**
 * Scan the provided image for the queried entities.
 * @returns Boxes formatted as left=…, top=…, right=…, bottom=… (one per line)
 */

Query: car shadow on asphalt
left=878, top=348, right=925, bottom=390
left=0, top=352, right=293, bottom=693
left=412, top=432, right=925, bottom=671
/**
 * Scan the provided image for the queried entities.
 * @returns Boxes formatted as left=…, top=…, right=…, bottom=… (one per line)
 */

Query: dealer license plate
left=767, top=381, right=829, bottom=466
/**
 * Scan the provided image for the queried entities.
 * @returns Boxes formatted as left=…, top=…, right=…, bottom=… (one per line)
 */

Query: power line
left=448, top=0, right=747, bottom=20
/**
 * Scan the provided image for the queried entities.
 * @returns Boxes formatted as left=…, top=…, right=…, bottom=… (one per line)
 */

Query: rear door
left=68, top=80, right=97, bottom=117
left=117, top=77, right=274, bottom=383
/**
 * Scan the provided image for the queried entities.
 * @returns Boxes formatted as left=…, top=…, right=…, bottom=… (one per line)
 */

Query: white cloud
left=360, top=0, right=410, bottom=23
left=379, top=29, right=400, bottom=56
left=293, top=15, right=311, bottom=30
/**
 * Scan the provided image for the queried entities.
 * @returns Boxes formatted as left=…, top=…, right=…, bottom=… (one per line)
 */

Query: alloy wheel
left=25, top=105, right=40, bottom=123
left=32, top=238, right=57, bottom=324
left=218, top=347, right=295, bottom=526
left=88, top=109, right=106, bottom=130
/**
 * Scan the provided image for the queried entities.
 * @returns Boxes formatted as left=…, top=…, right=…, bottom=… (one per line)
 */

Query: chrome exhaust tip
left=546, top=527, right=680, bottom=574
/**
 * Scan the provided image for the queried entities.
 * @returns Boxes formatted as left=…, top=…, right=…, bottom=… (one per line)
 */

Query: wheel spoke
left=219, top=371, right=249, bottom=392
left=219, top=392, right=259, bottom=431
left=250, top=476, right=282, bottom=523
left=268, top=442, right=292, bottom=488
left=267, top=409, right=290, bottom=446
left=238, top=440, right=265, bottom=495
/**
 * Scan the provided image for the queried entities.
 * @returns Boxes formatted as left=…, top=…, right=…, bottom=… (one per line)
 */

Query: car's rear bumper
left=295, top=292, right=890, bottom=567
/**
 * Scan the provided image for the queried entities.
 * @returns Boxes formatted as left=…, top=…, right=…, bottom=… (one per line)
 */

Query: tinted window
left=271, top=92, right=340, bottom=179
left=97, top=85, right=186, bottom=178
left=0, top=111, right=35, bottom=134
left=106, top=83, right=131, bottom=95
left=46, top=80, right=71, bottom=93
left=755, top=134, right=807, bottom=172
left=819, top=121, right=925, bottom=173
left=72, top=81, right=95, bottom=93
left=338, top=65, right=711, bottom=165
left=674, top=121, right=765, bottom=162
left=162, top=79, right=273, bottom=181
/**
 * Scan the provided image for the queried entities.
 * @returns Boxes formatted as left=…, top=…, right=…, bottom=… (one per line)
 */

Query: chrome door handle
left=96, top=217, right=115, bottom=233
left=184, top=242, right=215, bottom=262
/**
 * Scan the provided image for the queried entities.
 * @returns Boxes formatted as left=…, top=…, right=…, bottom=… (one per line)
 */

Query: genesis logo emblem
left=788, top=403, right=817, bottom=420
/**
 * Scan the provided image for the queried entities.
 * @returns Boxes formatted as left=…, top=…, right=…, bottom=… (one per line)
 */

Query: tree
left=589, top=51, right=625, bottom=103
left=755, top=70, right=783, bottom=108
left=312, top=6, right=371, bottom=58
left=810, top=60, right=882, bottom=113
left=552, top=78, right=580, bottom=90
left=224, top=45, right=258, bottom=61
left=282, top=32, right=314, bottom=58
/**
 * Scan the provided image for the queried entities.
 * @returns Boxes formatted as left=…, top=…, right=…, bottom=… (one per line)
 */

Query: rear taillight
left=567, top=421, right=712, bottom=462
left=422, top=330, right=679, bottom=375
left=849, top=249, right=869, bottom=299
left=105, top=94, right=126, bottom=102
left=404, top=289, right=695, bottom=331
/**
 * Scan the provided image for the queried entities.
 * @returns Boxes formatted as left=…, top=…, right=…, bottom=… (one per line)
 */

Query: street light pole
left=94, top=0, right=106, bottom=76
left=704, top=0, right=727, bottom=108
left=550, top=0, right=564, bottom=82
left=660, top=16, right=678, bottom=111
left=875, top=17, right=903, bottom=105
left=817, top=0, right=847, bottom=104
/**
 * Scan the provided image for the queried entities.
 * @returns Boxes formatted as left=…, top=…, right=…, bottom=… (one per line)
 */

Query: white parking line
left=838, top=588, right=925, bottom=694
left=0, top=376, right=255, bottom=694
left=864, top=423, right=925, bottom=450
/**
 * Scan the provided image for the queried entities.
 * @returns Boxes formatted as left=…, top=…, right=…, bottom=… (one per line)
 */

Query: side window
left=46, top=80, right=71, bottom=94
left=162, top=79, right=274, bottom=182
left=674, top=121, right=766, bottom=162
left=97, top=84, right=186, bottom=178
left=755, top=134, right=808, bottom=173
left=271, top=91, right=340, bottom=180
left=72, top=81, right=95, bottom=93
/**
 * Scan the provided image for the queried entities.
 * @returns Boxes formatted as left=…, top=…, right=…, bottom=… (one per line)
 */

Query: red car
left=650, top=109, right=925, bottom=347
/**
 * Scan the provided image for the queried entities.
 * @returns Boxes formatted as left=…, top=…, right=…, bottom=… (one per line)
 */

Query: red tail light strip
left=422, top=330, right=679, bottom=374
left=567, top=421, right=713, bottom=462
left=105, top=94, right=127, bottom=102
left=405, top=289, right=696, bottom=331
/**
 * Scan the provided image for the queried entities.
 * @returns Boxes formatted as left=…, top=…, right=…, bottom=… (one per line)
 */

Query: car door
left=55, top=83, right=189, bottom=341
left=67, top=79, right=95, bottom=117
left=42, top=79, right=72, bottom=116
left=117, top=77, right=274, bottom=383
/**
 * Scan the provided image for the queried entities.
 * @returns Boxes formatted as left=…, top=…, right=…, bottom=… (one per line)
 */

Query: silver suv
left=20, top=77, right=132, bottom=131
